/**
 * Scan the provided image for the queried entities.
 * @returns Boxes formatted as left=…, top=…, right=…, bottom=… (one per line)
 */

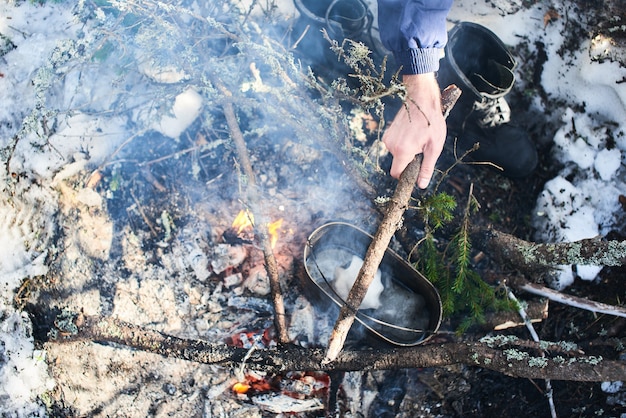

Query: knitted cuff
left=394, top=48, right=444, bottom=75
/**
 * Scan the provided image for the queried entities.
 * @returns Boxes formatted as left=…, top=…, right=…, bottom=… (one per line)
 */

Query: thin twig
left=290, top=25, right=310, bottom=50
left=129, top=186, right=158, bottom=237
left=236, top=345, right=257, bottom=382
left=432, top=141, right=480, bottom=192
left=97, top=129, right=149, bottom=171
left=140, top=167, right=167, bottom=192
left=517, top=280, right=626, bottom=318
left=323, top=85, right=462, bottom=364
left=508, top=288, right=557, bottom=418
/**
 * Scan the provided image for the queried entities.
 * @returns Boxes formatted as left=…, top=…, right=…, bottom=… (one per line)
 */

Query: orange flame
left=232, top=209, right=254, bottom=233
left=232, top=209, right=282, bottom=248
left=268, top=218, right=283, bottom=249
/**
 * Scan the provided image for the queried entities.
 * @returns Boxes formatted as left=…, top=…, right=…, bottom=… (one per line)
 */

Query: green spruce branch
left=416, top=184, right=510, bottom=332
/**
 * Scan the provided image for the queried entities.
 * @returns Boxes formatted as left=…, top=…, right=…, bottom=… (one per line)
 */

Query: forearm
left=377, top=0, right=453, bottom=74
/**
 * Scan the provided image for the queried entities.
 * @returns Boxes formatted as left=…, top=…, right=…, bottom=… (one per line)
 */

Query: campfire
left=15, top=1, right=624, bottom=417
left=32, top=7, right=489, bottom=413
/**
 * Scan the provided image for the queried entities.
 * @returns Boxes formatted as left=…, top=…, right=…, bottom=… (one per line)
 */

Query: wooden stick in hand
left=323, top=85, right=461, bottom=364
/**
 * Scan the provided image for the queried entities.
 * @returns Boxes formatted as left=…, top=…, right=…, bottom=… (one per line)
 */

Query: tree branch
left=51, top=314, right=626, bottom=382
left=218, top=82, right=289, bottom=344
left=474, top=227, right=626, bottom=272
left=513, top=278, right=626, bottom=318
left=475, top=228, right=626, bottom=317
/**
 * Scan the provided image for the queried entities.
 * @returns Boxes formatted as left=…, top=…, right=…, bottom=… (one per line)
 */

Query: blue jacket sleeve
left=377, top=0, right=453, bottom=74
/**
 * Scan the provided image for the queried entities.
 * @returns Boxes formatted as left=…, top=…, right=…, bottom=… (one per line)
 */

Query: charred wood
left=218, top=81, right=289, bottom=344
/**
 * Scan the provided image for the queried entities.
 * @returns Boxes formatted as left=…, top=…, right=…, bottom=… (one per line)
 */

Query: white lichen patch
left=504, top=348, right=529, bottom=362
left=528, top=357, right=548, bottom=368
left=480, top=334, right=520, bottom=348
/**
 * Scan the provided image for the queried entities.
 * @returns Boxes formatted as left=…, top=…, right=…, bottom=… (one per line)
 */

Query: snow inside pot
left=304, top=222, right=442, bottom=346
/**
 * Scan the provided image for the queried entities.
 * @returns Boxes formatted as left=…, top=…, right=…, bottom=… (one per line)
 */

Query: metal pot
left=303, top=222, right=442, bottom=346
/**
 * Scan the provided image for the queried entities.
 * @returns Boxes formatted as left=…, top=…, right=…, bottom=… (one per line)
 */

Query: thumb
left=417, top=153, right=437, bottom=189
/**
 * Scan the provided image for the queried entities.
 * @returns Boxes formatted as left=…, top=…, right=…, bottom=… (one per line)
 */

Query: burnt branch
left=324, top=85, right=462, bottom=363
left=51, top=314, right=626, bottom=382
left=218, top=82, right=289, bottom=344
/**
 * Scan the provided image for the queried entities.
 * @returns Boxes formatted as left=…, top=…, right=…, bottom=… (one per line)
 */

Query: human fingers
left=389, top=151, right=416, bottom=179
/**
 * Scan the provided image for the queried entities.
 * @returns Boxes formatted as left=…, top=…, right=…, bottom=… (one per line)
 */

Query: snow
left=0, top=0, right=625, bottom=415
left=153, top=87, right=203, bottom=139
left=0, top=312, right=54, bottom=415
left=602, top=380, right=624, bottom=394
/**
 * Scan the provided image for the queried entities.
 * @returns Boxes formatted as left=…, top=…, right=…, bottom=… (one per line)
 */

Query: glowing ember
left=268, top=218, right=283, bottom=249
left=231, top=371, right=274, bottom=395
left=232, top=382, right=251, bottom=394
left=232, top=209, right=254, bottom=233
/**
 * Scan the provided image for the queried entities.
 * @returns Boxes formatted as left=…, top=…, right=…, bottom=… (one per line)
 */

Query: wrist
left=402, top=73, right=443, bottom=122
left=402, top=72, right=438, bottom=86
left=402, top=73, right=441, bottom=102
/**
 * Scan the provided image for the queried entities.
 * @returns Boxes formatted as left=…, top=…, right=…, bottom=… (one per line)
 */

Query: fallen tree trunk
left=51, top=314, right=626, bottom=382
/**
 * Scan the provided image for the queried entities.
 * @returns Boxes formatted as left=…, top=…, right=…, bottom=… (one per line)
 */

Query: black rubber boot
left=294, top=0, right=371, bottom=40
left=291, top=0, right=382, bottom=78
left=459, top=124, right=538, bottom=178
left=438, top=22, right=537, bottom=178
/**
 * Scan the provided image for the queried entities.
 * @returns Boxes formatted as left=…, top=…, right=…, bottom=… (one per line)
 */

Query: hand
left=382, top=73, right=446, bottom=189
